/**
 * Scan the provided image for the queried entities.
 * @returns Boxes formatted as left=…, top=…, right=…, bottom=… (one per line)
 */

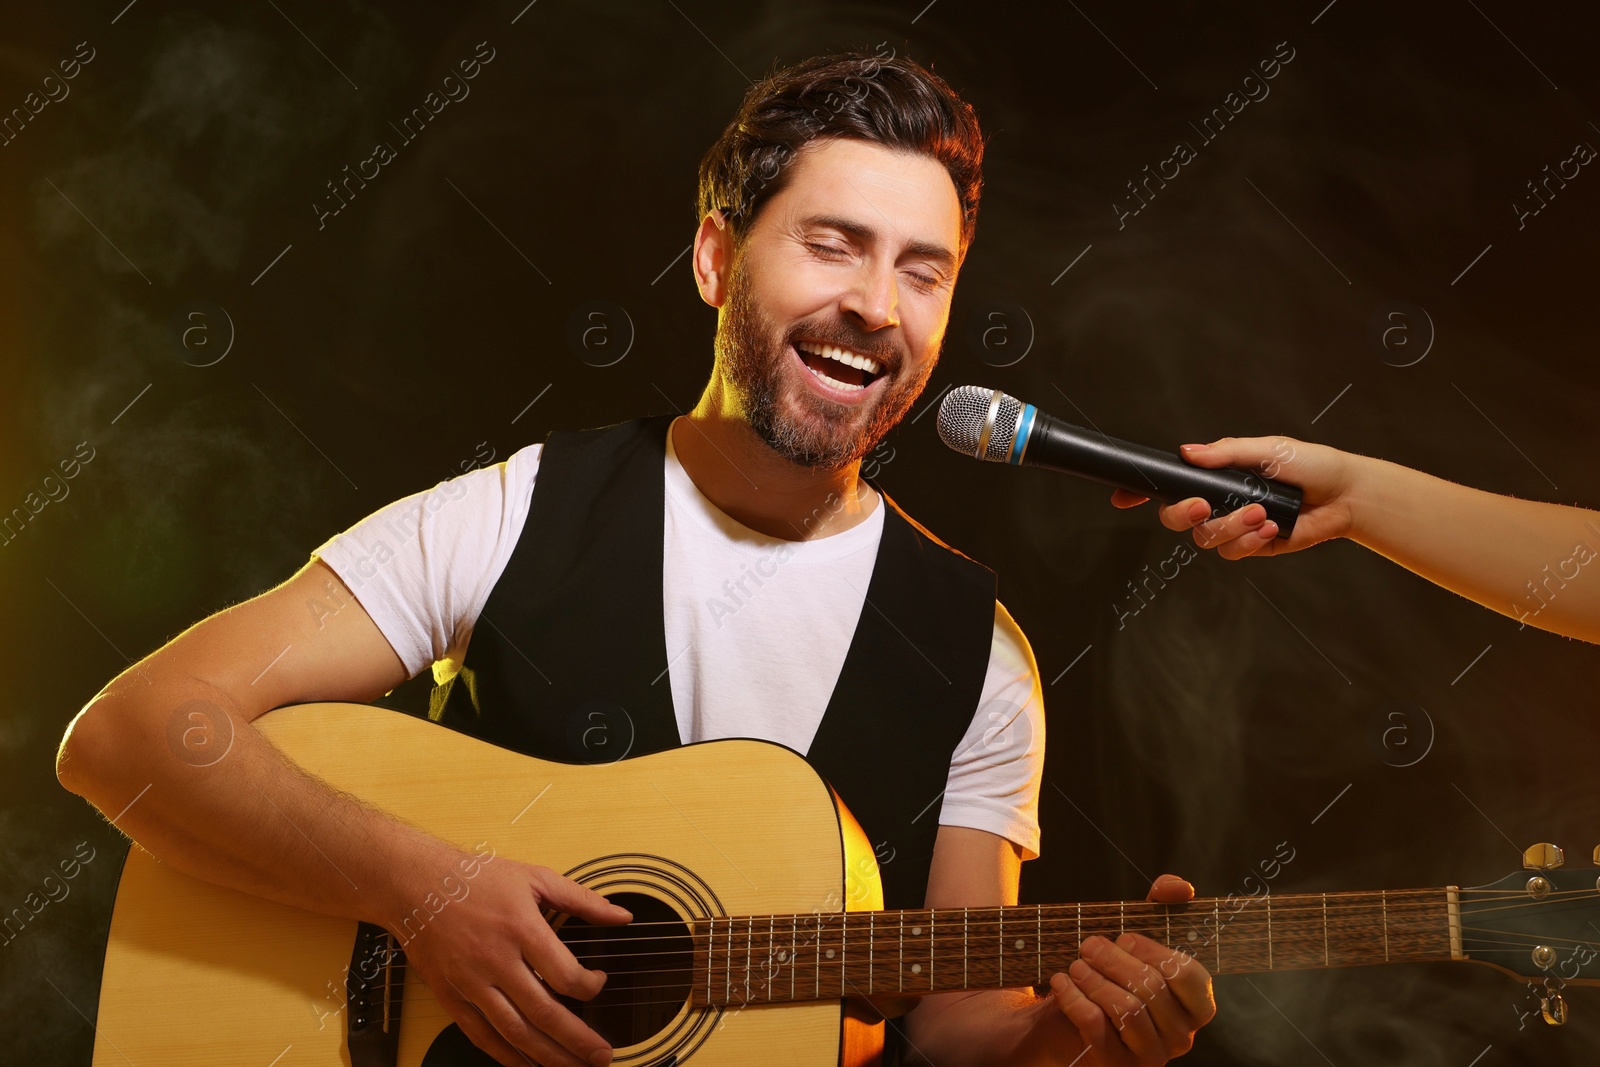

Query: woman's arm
left=1111, top=437, right=1600, bottom=644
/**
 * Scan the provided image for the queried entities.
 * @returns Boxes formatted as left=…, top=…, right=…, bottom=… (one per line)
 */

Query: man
left=56, top=52, right=1214, bottom=1066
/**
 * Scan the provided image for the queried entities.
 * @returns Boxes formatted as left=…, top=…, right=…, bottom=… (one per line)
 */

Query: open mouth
left=793, top=339, right=886, bottom=393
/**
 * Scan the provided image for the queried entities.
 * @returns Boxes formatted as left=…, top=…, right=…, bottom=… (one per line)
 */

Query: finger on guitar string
left=1045, top=967, right=1136, bottom=1067
left=1144, top=873, right=1195, bottom=904
left=527, top=866, right=634, bottom=999
left=1067, top=937, right=1168, bottom=1062
left=1097, top=934, right=1172, bottom=1006
left=480, top=980, right=607, bottom=1067
left=402, top=856, right=623, bottom=1065
left=498, top=866, right=639, bottom=1064
left=1108, top=933, right=1212, bottom=1057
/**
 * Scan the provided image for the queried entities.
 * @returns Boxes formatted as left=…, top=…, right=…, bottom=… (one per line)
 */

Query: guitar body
left=92, top=703, right=885, bottom=1066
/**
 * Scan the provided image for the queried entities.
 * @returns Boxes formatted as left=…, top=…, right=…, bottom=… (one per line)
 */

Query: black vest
left=430, top=415, right=996, bottom=910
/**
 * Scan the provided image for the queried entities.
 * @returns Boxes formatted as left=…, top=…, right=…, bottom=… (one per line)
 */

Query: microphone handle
left=1024, top=411, right=1303, bottom=538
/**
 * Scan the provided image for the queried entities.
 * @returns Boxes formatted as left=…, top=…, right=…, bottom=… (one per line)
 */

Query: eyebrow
left=800, top=213, right=957, bottom=273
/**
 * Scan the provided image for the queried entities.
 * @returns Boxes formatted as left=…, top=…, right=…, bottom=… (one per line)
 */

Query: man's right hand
left=398, top=853, right=634, bottom=1067
left=1109, top=435, right=1361, bottom=559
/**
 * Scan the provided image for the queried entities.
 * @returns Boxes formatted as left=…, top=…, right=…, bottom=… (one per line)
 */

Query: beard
left=716, top=256, right=935, bottom=472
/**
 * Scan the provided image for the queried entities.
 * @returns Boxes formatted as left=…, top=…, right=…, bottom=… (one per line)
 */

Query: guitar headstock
left=1460, top=843, right=1600, bottom=995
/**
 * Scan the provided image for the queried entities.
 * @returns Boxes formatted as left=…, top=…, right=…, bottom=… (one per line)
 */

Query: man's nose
left=840, top=260, right=900, bottom=332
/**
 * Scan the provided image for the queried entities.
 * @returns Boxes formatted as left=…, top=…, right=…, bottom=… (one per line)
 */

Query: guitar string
left=550, top=921, right=1587, bottom=966
left=550, top=895, right=1465, bottom=940
left=549, top=888, right=1591, bottom=949
left=537, top=921, right=1548, bottom=972
left=542, top=931, right=1528, bottom=975
left=550, top=890, right=1460, bottom=941
left=552, top=907, right=1457, bottom=960
left=580, top=934, right=1480, bottom=979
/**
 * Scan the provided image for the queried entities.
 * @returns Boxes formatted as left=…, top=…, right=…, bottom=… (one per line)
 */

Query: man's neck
left=671, top=399, right=878, bottom=542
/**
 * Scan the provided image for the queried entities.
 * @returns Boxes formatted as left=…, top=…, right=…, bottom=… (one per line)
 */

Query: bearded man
left=58, top=51, right=1215, bottom=1067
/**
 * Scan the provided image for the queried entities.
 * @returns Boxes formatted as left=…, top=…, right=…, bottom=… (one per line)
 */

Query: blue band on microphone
left=1008, top=404, right=1036, bottom=465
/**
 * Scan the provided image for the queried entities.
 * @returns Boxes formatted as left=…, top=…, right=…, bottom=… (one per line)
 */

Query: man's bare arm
left=57, top=559, right=423, bottom=919
left=56, top=558, right=626, bottom=1067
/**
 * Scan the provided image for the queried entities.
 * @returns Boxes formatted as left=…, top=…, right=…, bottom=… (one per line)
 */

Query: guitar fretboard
left=692, top=889, right=1460, bottom=1007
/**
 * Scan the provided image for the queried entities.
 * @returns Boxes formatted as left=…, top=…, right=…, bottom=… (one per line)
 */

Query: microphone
left=935, top=385, right=1302, bottom=538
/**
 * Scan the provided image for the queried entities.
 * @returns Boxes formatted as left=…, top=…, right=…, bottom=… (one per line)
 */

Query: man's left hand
left=1035, top=873, right=1216, bottom=1064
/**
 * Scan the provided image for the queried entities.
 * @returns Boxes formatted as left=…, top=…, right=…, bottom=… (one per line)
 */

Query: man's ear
left=692, top=209, right=733, bottom=308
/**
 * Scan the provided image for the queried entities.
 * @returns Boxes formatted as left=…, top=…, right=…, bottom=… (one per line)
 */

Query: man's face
left=714, top=137, right=963, bottom=471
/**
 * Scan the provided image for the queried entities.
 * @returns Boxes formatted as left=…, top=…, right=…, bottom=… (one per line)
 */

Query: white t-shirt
left=313, top=423, right=1045, bottom=858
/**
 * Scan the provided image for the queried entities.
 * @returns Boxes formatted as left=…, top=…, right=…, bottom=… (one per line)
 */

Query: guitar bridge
left=347, top=921, right=405, bottom=1067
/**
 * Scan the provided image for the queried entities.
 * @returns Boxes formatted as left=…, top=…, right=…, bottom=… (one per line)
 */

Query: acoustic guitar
left=91, top=703, right=1600, bottom=1065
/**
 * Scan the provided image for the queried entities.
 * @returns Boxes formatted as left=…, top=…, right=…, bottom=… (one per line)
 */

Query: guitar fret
left=868, top=913, right=874, bottom=995
left=1266, top=894, right=1273, bottom=970
left=1381, top=890, right=1389, bottom=962
left=930, top=909, right=936, bottom=987
left=840, top=912, right=847, bottom=996
left=1214, top=899, right=1221, bottom=971
left=814, top=914, right=821, bottom=1000
left=1077, top=902, right=1082, bottom=955
left=837, top=912, right=844, bottom=997
left=963, top=907, right=969, bottom=989
left=1036, top=908, right=1042, bottom=986
left=1322, top=892, right=1329, bottom=967
left=998, top=908, right=1004, bottom=988
left=791, top=915, right=797, bottom=1000
left=746, top=916, right=754, bottom=1004
left=768, top=915, right=776, bottom=1002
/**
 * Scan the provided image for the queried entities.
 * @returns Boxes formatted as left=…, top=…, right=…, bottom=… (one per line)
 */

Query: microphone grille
left=936, top=385, right=1025, bottom=462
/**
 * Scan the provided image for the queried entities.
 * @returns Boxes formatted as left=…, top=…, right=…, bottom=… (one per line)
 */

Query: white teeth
left=804, top=363, right=866, bottom=391
left=796, top=340, right=883, bottom=377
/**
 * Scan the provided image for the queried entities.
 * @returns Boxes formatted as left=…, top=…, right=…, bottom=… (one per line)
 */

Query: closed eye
left=809, top=242, right=944, bottom=291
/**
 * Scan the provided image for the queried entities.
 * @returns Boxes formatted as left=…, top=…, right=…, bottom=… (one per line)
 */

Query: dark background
left=4, top=1, right=1599, bottom=1063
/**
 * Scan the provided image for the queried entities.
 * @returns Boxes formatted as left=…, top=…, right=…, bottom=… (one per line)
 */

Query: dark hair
left=696, top=48, right=985, bottom=254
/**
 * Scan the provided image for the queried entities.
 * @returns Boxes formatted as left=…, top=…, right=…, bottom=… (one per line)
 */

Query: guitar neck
left=694, top=888, right=1463, bottom=1006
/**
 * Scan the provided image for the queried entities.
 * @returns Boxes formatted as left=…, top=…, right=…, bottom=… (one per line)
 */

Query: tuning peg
left=1593, top=844, right=1600, bottom=866
left=1543, top=992, right=1570, bottom=1026
left=1523, top=843, right=1564, bottom=871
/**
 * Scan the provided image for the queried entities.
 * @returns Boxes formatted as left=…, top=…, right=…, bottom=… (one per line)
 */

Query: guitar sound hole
left=553, top=891, right=695, bottom=1049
